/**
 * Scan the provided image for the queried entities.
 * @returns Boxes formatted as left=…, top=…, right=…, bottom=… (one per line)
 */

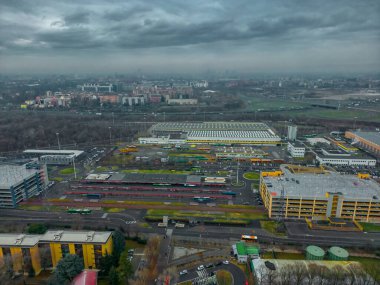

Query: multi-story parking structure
left=0, top=162, right=48, bottom=208
left=259, top=165, right=380, bottom=222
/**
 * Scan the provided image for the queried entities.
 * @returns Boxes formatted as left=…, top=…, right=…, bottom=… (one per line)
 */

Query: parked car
left=205, top=263, right=213, bottom=268
left=223, top=260, right=229, bottom=265
left=179, top=270, right=188, bottom=275
left=197, top=265, right=205, bottom=271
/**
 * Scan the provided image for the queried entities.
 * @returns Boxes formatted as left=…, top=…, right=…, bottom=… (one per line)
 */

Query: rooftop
left=40, top=230, right=112, bottom=244
left=0, top=234, right=40, bottom=247
left=263, top=165, right=380, bottom=200
left=23, top=149, right=84, bottom=157
left=236, top=241, right=260, bottom=256
left=151, top=121, right=273, bottom=132
left=350, top=131, right=380, bottom=146
left=187, top=130, right=280, bottom=140
left=0, top=163, right=40, bottom=189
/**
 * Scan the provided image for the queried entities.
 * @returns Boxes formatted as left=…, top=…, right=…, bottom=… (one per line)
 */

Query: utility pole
left=108, top=127, right=112, bottom=145
left=56, top=132, right=61, bottom=150
left=72, top=157, right=77, bottom=179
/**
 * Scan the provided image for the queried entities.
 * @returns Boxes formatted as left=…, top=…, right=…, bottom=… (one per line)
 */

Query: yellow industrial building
left=0, top=230, right=113, bottom=276
left=259, top=166, right=380, bottom=222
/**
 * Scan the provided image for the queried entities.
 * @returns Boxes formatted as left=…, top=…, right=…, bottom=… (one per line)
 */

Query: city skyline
left=1, top=0, right=379, bottom=74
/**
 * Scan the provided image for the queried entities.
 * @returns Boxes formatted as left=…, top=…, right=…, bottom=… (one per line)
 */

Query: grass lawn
left=59, top=167, right=75, bottom=175
left=262, top=251, right=304, bottom=260
left=260, top=220, right=287, bottom=236
left=126, top=240, right=146, bottom=249
left=146, top=209, right=267, bottom=221
left=96, top=166, right=109, bottom=172
left=243, top=172, right=260, bottom=180
left=360, top=222, right=380, bottom=232
left=216, top=270, right=233, bottom=285
left=103, top=207, right=125, bottom=213
left=50, top=177, right=63, bottom=182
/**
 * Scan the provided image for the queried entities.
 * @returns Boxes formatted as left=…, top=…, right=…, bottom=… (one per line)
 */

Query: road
left=177, top=263, right=246, bottom=285
left=1, top=209, right=380, bottom=249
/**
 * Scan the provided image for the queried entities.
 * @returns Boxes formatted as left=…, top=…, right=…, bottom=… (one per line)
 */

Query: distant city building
left=167, top=98, right=198, bottom=105
left=98, top=95, right=119, bottom=104
left=287, top=141, right=305, bottom=158
left=80, top=84, right=113, bottom=92
left=121, top=96, right=145, bottom=106
left=190, top=80, right=209, bottom=88
left=287, top=125, right=297, bottom=141
left=0, top=162, right=48, bottom=208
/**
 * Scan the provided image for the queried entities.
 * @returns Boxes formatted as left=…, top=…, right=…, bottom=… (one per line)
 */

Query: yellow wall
left=69, top=243, right=76, bottom=255
left=82, top=244, right=96, bottom=268
left=49, top=243, right=62, bottom=267
left=30, top=245, right=42, bottom=275
left=10, top=247, right=23, bottom=272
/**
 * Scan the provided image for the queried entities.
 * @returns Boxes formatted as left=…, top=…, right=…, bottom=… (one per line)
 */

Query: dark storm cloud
left=0, top=0, right=379, bottom=73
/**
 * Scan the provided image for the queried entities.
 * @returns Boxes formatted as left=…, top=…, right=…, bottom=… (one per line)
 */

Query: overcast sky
left=1, top=0, right=379, bottom=75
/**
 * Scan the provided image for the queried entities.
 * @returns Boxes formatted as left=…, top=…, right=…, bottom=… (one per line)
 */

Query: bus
left=222, top=191, right=237, bottom=197
left=241, top=235, right=258, bottom=242
left=85, top=193, right=103, bottom=199
left=67, top=208, right=92, bottom=215
left=193, top=197, right=212, bottom=203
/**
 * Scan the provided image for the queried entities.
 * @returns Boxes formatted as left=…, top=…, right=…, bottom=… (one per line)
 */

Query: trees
left=108, top=266, right=119, bottom=285
left=117, top=251, right=133, bottom=284
left=112, top=230, right=126, bottom=262
left=26, top=223, right=48, bottom=234
left=49, top=254, right=84, bottom=285
left=98, top=254, right=114, bottom=277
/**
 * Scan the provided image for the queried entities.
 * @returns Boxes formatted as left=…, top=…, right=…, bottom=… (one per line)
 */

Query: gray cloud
left=0, top=0, right=379, bottom=73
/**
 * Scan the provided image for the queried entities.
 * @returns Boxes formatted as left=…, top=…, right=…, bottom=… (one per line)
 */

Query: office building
left=23, top=149, right=84, bottom=165
left=287, top=141, right=305, bottom=158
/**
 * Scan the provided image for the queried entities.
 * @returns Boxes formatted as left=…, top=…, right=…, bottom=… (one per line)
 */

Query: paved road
left=178, top=263, right=246, bottom=285
left=1, top=209, right=380, bottom=248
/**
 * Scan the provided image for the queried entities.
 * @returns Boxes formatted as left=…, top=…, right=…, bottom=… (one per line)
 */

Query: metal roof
left=352, top=131, right=380, bottom=146
left=23, top=149, right=84, bottom=157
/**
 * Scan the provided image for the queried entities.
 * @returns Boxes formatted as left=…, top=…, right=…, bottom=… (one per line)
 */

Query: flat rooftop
left=0, top=163, right=40, bottom=189
left=263, top=165, right=380, bottom=200
left=315, top=150, right=375, bottom=160
left=350, top=131, right=380, bottom=146
left=24, top=149, right=84, bottom=157
left=0, top=234, right=40, bottom=247
left=151, top=122, right=273, bottom=132
left=187, top=130, right=280, bottom=141
left=40, top=230, right=112, bottom=244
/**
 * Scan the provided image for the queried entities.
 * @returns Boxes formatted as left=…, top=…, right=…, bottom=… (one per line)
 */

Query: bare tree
left=291, top=261, right=308, bottom=285
left=277, top=264, right=293, bottom=285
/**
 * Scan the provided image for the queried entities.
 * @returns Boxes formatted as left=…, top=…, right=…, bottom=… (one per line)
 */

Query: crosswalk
left=193, top=269, right=211, bottom=284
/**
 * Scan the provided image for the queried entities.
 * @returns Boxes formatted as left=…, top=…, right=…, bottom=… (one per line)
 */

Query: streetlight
left=353, top=117, right=358, bottom=130
left=72, top=157, right=77, bottom=179
left=56, top=133, right=61, bottom=150
left=108, top=127, right=112, bottom=145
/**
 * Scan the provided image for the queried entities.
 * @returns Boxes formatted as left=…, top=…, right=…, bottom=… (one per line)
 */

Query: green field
left=360, top=223, right=380, bottom=232
left=59, top=167, right=75, bottom=175
left=243, top=172, right=260, bottom=180
left=260, top=220, right=286, bottom=237
left=145, top=209, right=267, bottom=221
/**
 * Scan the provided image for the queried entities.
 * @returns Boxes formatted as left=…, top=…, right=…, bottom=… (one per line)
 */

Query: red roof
left=72, top=270, right=97, bottom=285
